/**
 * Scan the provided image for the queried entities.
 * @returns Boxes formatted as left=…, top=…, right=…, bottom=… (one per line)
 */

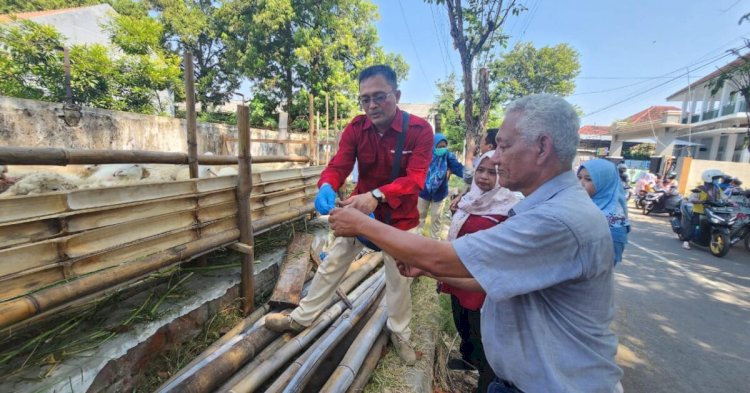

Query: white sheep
left=217, top=167, right=239, bottom=176
left=0, top=172, right=79, bottom=197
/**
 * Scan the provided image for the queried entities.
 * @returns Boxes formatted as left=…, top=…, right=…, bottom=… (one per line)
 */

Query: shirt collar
left=362, top=107, right=404, bottom=133
left=509, top=171, right=579, bottom=216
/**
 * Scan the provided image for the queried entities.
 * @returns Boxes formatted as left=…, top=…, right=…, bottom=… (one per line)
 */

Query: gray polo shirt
left=452, top=171, right=622, bottom=393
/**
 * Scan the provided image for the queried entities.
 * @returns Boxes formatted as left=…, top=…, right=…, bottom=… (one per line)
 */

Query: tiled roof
left=624, top=105, right=681, bottom=124
left=579, top=125, right=610, bottom=135
left=0, top=5, right=100, bottom=22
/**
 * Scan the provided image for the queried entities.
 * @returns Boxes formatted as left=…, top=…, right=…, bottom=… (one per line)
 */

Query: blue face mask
left=434, top=147, right=448, bottom=156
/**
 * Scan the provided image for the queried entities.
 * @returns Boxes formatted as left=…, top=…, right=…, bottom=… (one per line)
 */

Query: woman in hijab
left=437, top=150, right=520, bottom=393
left=577, top=159, right=630, bottom=265
left=417, top=133, right=464, bottom=239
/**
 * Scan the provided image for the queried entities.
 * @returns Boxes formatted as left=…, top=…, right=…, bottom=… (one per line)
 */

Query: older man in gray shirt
left=330, top=94, right=623, bottom=392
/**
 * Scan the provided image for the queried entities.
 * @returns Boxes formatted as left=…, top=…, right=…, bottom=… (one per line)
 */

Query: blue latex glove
left=315, top=183, right=336, bottom=214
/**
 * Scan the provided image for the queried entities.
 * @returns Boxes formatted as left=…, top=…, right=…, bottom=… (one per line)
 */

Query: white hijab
left=447, top=150, right=520, bottom=241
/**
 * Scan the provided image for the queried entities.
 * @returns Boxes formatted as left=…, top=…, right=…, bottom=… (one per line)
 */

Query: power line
left=578, top=76, right=707, bottom=80
left=428, top=3, right=450, bottom=75
left=397, top=1, right=431, bottom=84
left=582, top=50, right=734, bottom=118
left=435, top=4, right=458, bottom=74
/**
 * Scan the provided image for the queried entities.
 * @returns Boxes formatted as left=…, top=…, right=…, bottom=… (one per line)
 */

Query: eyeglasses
left=358, top=91, right=394, bottom=107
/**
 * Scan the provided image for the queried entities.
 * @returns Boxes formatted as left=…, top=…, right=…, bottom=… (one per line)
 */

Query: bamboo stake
left=320, top=298, right=388, bottom=393
left=184, top=52, right=199, bottom=179
left=281, top=282, right=385, bottom=393
left=309, top=93, right=315, bottom=165
left=214, top=333, right=292, bottom=393
left=236, top=105, right=255, bottom=314
left=223, top=272, right=385, bottom=393
left=0, top=147, right=309, bottom=166
left=325, top=93, right=330, bottom=163
left=345, top=331, right=388, bottom=393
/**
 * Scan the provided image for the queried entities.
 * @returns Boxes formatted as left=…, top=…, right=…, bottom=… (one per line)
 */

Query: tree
left=625, top=143, right=654, bottom=160
left=426, top=0, right=524, bottom=165
left=0, top=19, right=181, bottom=114
left=709, top=41, right=750, bottom=153
left=223, top=0, right=408, bottom=130
left=491, top=42, right=580, bottom=102
left=0, top=0, right=98, bottom=14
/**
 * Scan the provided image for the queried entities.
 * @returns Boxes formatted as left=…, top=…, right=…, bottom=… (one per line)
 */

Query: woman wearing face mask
left=417, top=133, right=464, bottom=239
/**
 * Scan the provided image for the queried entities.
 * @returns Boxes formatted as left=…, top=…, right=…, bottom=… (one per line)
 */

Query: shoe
left=390, top=334, right=417, bottom=365
left=682, top=241, right=691, bottom=250
left=447, top=357, right=475, bottom=371
left=265, top=313, right=305, bottom=333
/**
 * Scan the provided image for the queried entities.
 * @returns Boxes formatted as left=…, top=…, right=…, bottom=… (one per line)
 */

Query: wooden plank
left=198, top=190, right=236, bottom=207
left=269, top=233, right=313, bottom=308
left=0, top=242, right=60, bottom=278
left=264, top=199, right=307, bottom=216
left=64, top=211, right=196, bottom=258
left=201, top=216, right=239, bottom=237
left=263, top=189, right=307, bottom=207
left=67, top=181, right=196, bottom=210
left=196, top=176, right=236, bottom=193
left=0, top=219, right=62, bottom=249
left=67, top=197, right=197, bottom=233
left=0, top=194, right=67, bottom=224
left=0, top=266, right=64, bottom=302
left=72, top=228, right=198, bottom=276
left=197, top=202, right=238, bottom=223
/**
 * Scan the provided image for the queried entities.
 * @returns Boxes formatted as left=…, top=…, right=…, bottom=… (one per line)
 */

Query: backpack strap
left=383, top=111, right=409, bottom=224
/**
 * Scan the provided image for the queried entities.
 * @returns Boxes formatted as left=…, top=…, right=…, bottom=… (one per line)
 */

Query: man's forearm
left=358, top=218, right=472, bottom=278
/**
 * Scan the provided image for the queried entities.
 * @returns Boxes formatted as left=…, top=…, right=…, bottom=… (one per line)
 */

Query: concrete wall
left=676, top=156, right=750, bottom=195
left=0, top=95, right=311, bottom=158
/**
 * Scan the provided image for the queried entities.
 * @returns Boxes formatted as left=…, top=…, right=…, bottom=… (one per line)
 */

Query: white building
left=665, top=57, right=750, bottom=163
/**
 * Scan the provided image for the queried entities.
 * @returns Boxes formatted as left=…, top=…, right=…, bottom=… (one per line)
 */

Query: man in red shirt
left=266, top=64, right=433, bottom=364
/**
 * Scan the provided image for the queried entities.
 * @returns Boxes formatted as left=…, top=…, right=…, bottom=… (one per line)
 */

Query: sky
left=372, top=0, right=750, bottom=126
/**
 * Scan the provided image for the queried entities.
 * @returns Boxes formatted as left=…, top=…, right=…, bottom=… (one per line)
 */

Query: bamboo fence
left=0, top=165, right=323, bottom=330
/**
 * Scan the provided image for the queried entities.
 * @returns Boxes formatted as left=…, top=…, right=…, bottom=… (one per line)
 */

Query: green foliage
left=624, top=143, right=654, bottom=160
left=491, top=42, right=581, bottom=103
left=223, top=0, right=408, bottom=129
left=0, top=19, right=181, bottom=114
left=0, top=0, right=99, bottom=13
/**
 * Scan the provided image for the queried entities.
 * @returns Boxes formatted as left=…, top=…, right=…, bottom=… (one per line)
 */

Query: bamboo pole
left=156, top=322, right=278, bottom=393
left=184, top=52, right=199, bottom=179
left=223, top=272, right=385, bottom=393
left=345, top=332, right=388, bottom=393
left=268, top=232, right=313, bottom=308
left=236, top=105, right=255, bottom=314
left=0, top=147, right=309, bottom=166
left=320, top=298, right=388, bottom=393
left=325, top=94, right=330, bottom=163
left=0, top=230, right=239, bottom=329
left=165, top=304, right=271, bottom=388
left=281, top=282, right=385, bottom=393
left=309, top=93, right=315, bottom=165
left=214, top=333, right=292, bottom=393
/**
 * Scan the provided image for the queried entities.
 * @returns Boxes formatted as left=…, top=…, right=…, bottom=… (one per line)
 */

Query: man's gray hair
left=505, top=94, right=580, bottom=165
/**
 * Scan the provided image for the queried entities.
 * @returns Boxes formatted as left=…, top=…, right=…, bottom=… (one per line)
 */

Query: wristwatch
left=370, top=188, right=385, bottom=203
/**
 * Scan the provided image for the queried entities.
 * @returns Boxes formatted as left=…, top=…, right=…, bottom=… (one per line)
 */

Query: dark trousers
left=451, top=295, right=493, bottom=393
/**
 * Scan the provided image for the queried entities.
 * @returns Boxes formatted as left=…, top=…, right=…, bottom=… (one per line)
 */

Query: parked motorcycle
left=671, top=200, right=738, bottom=257
left=642, top=191, right=682, bottom=216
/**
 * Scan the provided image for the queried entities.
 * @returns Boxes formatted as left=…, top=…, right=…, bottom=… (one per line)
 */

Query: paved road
left=613, top=206, right=750, bottom=392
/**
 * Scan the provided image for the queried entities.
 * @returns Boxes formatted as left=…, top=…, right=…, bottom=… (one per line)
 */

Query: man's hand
left=397, top=261, right=428, bottom=278
left=315, top=183, right=337, bottom=215
left=329, top=207, right=369, bottom=237
left=449, top=191, right=467, bottom=214
left=339, top=192, right=378, bottom=215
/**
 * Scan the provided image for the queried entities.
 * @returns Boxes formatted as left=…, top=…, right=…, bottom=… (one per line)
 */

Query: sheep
left=78, top=164, right=152, bottom=189
left=0, top=172, right=79, bottom=197
left=0, top=165, right=18, bottom=194
left=217, top=167, right=238, bottom=176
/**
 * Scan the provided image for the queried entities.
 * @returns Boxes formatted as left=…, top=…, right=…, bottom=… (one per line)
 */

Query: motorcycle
left=671, top=199, right=738, bottom=257
left=634, top=189, right=648, bottom=209
left=642, top=190, right=682, bottom=216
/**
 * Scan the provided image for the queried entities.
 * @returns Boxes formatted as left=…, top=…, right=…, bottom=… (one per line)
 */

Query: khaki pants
left=417, top=197, right=445, bottom=239
left=290, top=235, right=413, bottom=341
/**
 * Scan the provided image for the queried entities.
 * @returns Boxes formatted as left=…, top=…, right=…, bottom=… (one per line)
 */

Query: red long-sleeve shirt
left=318, top=108, right=434, bottom=230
